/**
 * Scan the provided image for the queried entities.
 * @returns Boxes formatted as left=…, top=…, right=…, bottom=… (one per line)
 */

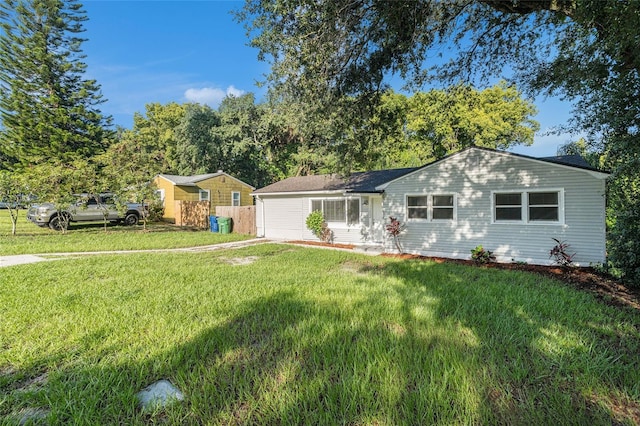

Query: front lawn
left=0, top=209, right=250, bottom=255
left=1, top=244, right=639, bottom=424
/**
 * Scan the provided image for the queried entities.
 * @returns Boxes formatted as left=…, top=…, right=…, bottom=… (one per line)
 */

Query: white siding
left=383, top=149, right=607, bottom=265
left=258, top=193, right=373, bottom=244
left=260, top=195, right=305, bottom=240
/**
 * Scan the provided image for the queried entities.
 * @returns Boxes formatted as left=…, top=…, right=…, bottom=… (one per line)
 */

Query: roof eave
left=252, top=189, right=347, bottom=196
left=376, top=147, right=610, bottom=190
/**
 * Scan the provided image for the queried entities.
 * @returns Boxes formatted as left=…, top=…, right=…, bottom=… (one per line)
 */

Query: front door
left=370, top=196, right=384, bottom=243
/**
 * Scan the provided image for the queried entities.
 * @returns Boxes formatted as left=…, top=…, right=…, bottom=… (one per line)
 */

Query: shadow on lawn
left=5, top=258, right=640, bottom=424
left=10, top=290, right=490, bottom=424
left=378, top=259, right=640, bottom=425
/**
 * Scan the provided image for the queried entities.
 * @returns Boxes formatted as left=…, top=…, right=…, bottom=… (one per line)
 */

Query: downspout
left=256, top=195, right=265, bottom=237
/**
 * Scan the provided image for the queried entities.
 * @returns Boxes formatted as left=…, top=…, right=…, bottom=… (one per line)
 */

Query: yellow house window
left=232, top=191, right=240, bottom=206
left=199, top=189, right=210, bottom=202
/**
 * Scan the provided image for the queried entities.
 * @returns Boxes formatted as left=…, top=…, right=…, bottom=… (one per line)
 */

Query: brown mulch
left=385, top=253, right=640, bottom=311
left=287, top=240, right=640, bottom=312
left=287, top=240, right=356, bottom=250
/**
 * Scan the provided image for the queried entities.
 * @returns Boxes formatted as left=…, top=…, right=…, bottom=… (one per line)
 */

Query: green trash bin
left=218, top=217, right=231, bottom=234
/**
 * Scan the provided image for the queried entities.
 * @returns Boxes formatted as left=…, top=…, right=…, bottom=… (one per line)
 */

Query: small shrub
left=385, top=217, right=405, bottom=252
left=608, top=197, right=640, bottom=287
left=590, top=261, right=622, bottom=279
left=471, top=245, right=496, bottom=264
left=306, top=210, right=333, bottom=243
left=146, top=200, right=165, bottom=222
left=549, top=238, right=575, bottom=267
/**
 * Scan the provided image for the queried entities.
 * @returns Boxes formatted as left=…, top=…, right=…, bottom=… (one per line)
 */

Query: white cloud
left=225, top=85, right=245, bottom=98
left=184, top=86, right=246, bottom=107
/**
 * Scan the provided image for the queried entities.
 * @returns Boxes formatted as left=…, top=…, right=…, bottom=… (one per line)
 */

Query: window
left=493, top=190, right=562, bottom=224
left=310, top=198, right=360, bottom=226
left=528, top=192, right=558, bottom=221
left=347, top=199, right=360, bottom=225
left=432, top=195, right=454, bottom=220
left=407, top=195, right=429, bottom=219
left=199, top=189, right=210, bottom=202
left=406, top=194, right=455, bottom=220
left=101, top=195, right=114, bottom=204
left=495, top=193, right=522, bottom=221
left=232, top=191, right=240, bottom=207
left=323, top=199, right=345, bottom=222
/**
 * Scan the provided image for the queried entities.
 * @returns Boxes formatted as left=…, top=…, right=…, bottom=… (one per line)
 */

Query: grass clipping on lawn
left=1, top=243, right=639, bottom=425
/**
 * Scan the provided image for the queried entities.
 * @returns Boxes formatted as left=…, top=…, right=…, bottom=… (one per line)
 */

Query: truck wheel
left=124, top=212, right=139, bottom=226
left=48, top=215, right=68, bottom=231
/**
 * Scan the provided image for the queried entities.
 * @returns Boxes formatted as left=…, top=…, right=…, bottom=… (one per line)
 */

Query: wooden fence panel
left=175, top=201, right=209, bottom=228
left=215, top=205, right=256, bottom=235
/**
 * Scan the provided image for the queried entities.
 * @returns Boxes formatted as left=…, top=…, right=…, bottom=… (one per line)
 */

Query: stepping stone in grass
left=137, top=379, right=184, bottom=411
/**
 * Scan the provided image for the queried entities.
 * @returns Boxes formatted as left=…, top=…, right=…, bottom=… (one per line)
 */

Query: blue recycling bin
left=209, top=215, right=218, bottom=232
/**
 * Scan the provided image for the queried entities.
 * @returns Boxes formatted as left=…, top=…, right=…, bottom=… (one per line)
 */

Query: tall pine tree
left=0, top=0, right=111, bottom=169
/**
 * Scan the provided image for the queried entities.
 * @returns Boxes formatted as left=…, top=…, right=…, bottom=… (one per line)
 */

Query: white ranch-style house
left=253, top=147, right=609, bottom=265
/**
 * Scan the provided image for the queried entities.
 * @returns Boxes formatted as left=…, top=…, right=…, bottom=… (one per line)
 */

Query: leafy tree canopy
left=239, top=0, right=637, bottom=115
left=372, top=83, right=538, bottom=168
left=239, top=0, right=640, bottom=285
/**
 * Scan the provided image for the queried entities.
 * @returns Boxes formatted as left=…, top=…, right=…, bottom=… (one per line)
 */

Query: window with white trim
left=310, top=198, right=360, bottom=226
left=493, top=190, right=562, bottom=223
left=407, top=195, right=429, bottom=219
left=154, top=189, right=166, bottom=208
left=494, top=193, right=522, bottom=221
left=232, top=191, right=240, bottom=206
left=528, top=191, right=559, bottom=221
left=432, top=195, right=454, bottom=220
left=406, top=194, right=455, bottom=221
left=199, top=189, right=210, bottom=202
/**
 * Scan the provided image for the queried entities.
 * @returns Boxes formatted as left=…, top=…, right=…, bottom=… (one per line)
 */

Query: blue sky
left=82, top=1, right=577, bottom=158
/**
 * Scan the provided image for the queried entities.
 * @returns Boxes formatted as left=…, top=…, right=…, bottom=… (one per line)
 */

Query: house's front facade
left=253, top=147, right=609, bottom=266
left=155, top=172, right=255, bottom=223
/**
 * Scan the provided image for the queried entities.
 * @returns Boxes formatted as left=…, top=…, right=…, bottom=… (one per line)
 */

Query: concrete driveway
left=0, top=254, right=52, bottom=268
left=0, top=238, right=268, bottom=268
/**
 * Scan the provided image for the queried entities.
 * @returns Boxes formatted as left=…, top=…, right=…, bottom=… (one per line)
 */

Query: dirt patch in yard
left=221, top=256, right=259, bottom=266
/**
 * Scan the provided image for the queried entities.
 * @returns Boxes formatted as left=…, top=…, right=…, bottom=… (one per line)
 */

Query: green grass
left=2, top=244, right=640, bottom=424
left=0, top=209, right=250, bottom=255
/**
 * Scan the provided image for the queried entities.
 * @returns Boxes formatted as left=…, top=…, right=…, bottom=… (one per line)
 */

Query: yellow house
left=154, top=172, right=255, bottom=223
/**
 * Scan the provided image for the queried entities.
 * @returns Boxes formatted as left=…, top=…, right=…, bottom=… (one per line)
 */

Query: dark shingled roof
left=253, top=147, right=608, bottom=195
left=253, top=167, right=418, bottom=194
left=540, top=154, right=594, bottom=169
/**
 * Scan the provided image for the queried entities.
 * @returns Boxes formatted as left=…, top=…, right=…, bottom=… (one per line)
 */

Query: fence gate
left=174, top=201, right=209, bottom=228
left=215, top=206, right=256, bottom=235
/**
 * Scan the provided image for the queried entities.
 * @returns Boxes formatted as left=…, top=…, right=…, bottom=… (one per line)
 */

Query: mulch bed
left=287, top=240, right=640, bottom=311
left=382, top=253, right=640, bottom=311
left=287, top=240, right=356, bottom=250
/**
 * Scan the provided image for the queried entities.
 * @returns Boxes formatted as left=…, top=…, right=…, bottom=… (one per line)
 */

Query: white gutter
left=256, top=195, right=265, bottom=237
left=250, top=190, right=346, bottom=197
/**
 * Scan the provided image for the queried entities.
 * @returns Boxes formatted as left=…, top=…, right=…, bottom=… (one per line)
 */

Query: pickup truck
left=27, top=193, right=146, bottom=230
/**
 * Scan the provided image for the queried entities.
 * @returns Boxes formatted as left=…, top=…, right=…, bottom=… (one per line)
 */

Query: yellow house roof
left=158, top=172, right=255, bottom=189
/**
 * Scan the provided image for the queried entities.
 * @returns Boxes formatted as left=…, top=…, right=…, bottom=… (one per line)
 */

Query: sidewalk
left=0, top=238, right=268, bottom=268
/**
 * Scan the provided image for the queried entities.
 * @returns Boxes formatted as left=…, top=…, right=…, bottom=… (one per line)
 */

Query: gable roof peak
left=157, top=172, right=255, bottom=189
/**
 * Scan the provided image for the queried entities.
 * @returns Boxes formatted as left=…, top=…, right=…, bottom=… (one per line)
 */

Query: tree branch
left=480, top=0, right=575, bottom=18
